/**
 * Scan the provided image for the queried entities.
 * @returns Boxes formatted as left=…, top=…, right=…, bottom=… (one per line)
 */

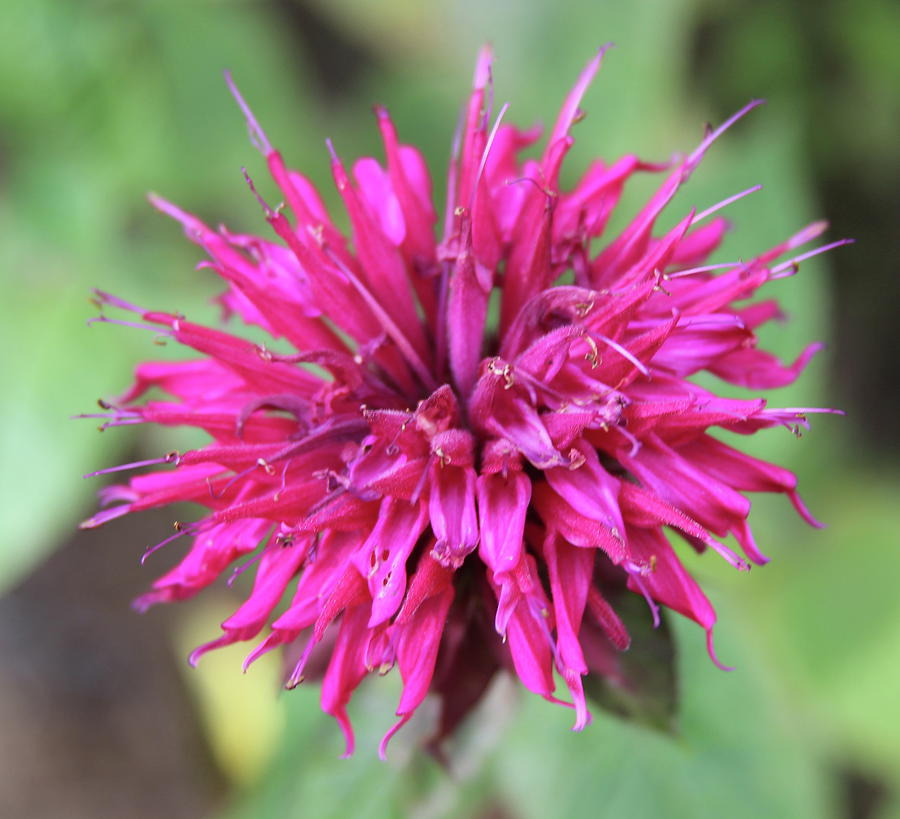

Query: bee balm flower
left=82, top=46, right=846, bottom=757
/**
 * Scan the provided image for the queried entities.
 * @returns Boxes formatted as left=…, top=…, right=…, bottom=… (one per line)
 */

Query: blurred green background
left=1, top=0, right=898, bottom=817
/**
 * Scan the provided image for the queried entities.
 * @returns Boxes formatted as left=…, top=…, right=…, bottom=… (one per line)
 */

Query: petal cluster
left=83, top=47, right=844, bottom=756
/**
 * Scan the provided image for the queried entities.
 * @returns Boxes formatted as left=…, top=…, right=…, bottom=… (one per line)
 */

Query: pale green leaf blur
left=1, top=0, right=897, bottom=817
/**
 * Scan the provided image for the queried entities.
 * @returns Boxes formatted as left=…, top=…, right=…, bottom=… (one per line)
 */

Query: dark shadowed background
left=1, top=1, right=898, bottom=817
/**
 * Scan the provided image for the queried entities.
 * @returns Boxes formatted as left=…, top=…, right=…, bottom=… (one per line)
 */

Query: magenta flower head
left=82, top=46, right=846, bottom=757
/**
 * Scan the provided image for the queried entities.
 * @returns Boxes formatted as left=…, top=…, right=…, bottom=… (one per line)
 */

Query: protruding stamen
left=273, top=461, right=290, bottom=502
left=666, top=261, right=743, bottom=279
left=614, top=423, right=642, bottom=457
left=72, top=411, right=141, bottom=422
left=475, top=102, right=510, bottom=190
left=691, top=184, right=762, bottom=225
left=241, top=167, right=276, bottom=217
left=685, top=99, right=765, bottom=175
left=227, top=542, right=269, bottom=587
left=207, top=464, right=259, bottom=499
left=224, top=70, right=273, bottom=155
left=624, top=560, right=661, bottom=628
left=770, top=238, right=854, bottom=277
left=87, top=315, right=173, bottom=335
left=91, top=289, right=148, bottom=314
left=285, top=636, right=317, bottom=689
left=590, top=332, right=649, bottom=376
left=83, top=453, right=178, bottom=479
left=141, top=521, right=201, bottom=565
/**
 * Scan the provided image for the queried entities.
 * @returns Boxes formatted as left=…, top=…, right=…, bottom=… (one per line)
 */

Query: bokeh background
left=1, top=0, right=898, bottom=817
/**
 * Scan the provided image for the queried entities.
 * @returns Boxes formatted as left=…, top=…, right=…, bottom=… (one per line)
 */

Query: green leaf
left=583, top=592, right=678, bottom=735
left=493, top=610, right=832, bottom=819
